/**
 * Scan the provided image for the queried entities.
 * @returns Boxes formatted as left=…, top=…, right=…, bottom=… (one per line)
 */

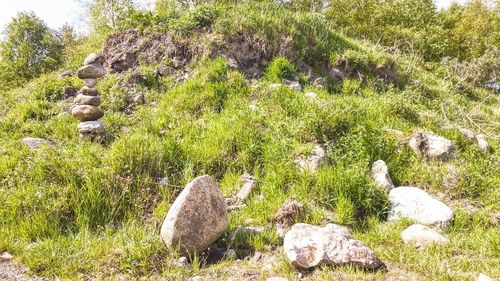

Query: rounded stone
left=71, top=105, right=104, bottom=122
left=74, top=94, right=101, bottom=106
left=83, top=78, right=97, bottom=87
left=160, top=175, right=229, bottom=255
left=78, top=86, right=99, bottom=96
left=83, top=53, right=101, bottom=65
left=77, top=63, right=107, bottom=79
left=401, top=224, right=449, bottom=249
left=389, top=186, right=454, bottom=228
left=77, top=121, right=106, bottom=134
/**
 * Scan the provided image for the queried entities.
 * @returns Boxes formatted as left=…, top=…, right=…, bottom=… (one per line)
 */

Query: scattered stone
left=401, top=224, right=449, bottom=249
left=408, top=132, right=457, bottom=161
left=273, top=199, right=305, bottom=228
left=83, top=78, right=97, bottom=87
left=283, top=79, right=302, bottom=91
left=0, top=252, right=13, bottom=260
left=160, top=175, right=229, bottom=255
left=459, top=128, right=477, bottom=141
left=236, top=173, right=257, bottom=202
left=172, top=56, right=186, bottom=68
left=228, top=57, right=239, bottom=69
left=77, top=63, right=107, bottom=79
left=476, top=134, right=490, bottom=153
left=58, top=69, right=73, bottom=79
left=176, top=256, right=188, bottom=267
left=268, top=83, right=283, bottom=90
left=284, top=223, right=384, bottom=270
left=477, top=273, right=493, bottom=281
left=190, top=276, right=202, bottom=281
left=21, top=138, right=54, bottom=150
left=389, top=186, right=454, bottom=228
left=329, top=67, right=345, bottom=81
left=71, top=105, right=104, bottom=122
left=160, top=177, right=169, bottom=186
left=83, top=53, right=101, bottom=65
left=267, top=278, right=289, bottom=281
left=312, top=77, right=325, bottom=87
left=74, top=94, right=101, bottom=106
left=295, top=145, right=325, bottom=172
left=232, top=226, right=264, bottom=239
left=304, top=92, right=317, bottom=100
left=78, top=86, right=99, bottom=96
left=371, top=160, right=395, bottom=191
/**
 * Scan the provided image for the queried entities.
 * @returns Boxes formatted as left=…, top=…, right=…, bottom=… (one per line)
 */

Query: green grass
left=0, top=2, right=498, bottom=280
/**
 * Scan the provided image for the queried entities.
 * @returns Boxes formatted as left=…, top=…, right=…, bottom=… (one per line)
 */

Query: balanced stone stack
left=71, top=53, right=107, bottom=140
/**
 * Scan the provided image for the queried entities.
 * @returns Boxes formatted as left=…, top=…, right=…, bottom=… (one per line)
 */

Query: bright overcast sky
left=0, top=0, right=467, bottom=34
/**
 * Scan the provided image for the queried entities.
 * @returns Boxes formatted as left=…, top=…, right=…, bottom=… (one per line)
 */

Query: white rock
left=389, top=187, right=454, bottom=228
left=288, top=81, right=302, bottom=92
left=160, top=175, right=229, bottom=255
left=476, top=134, right=490, bottom=153
left=295, top=145, right=325, bottom=172
left=83, top=53, right=101, bottom=65
left=401, top=224, right=449, bottom=249
left=408, top=132, right=457, bottom=161
left=78, top=121, right=106, bottom=134
left=284, top=223, right=384, bottom=270
left=304, top=92, right=317, bottom=100
left=459, top=128, right=477, bottom=141
left=477, top=273, right=493, bottom=281
left=236, top=173, right=256, bottom=202
left=371, top=160, right=395, bottom=190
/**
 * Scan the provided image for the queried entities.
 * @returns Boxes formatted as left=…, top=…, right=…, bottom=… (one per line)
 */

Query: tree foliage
left=0, top=12, right=63, bottom=90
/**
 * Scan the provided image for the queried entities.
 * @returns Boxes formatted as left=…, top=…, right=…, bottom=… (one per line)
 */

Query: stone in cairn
left=73, top=53, right=107, bottom=140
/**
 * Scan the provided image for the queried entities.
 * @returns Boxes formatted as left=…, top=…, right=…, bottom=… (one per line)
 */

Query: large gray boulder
left=71, top=105, right=104, bottom=122
left=77, top=63, right=107, bottom=79
left=284, top=223, right=384, bottom=270
left=401, top=224, right=449, bottom=249
left=389, top=186, right=454, bottom=228
left=295, top=145, right=325, bottom=172
left=371, top=160, right=394, bottom=191
left=409, top=132, right=457, bottom=161
left=160, top=175, right=229, bottom=255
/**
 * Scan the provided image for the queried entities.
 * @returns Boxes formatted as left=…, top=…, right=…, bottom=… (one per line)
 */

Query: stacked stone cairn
left=71, top=53, right=107, bottom=141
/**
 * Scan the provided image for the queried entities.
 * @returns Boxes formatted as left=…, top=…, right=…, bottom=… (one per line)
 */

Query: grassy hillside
left=0, top=2, right=498, bottom=280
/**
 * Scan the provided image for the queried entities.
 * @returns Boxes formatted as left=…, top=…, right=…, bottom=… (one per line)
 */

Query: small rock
left=401, top=224, right=449, bottom=249
left=228, top=58, right=239, bottom=69
left=477, top=273, right=493, bottom=281
left=268, top=83, right=283, bottom=90
left=132, top=93, right=145, bottom=105
left=371, top=160, right=394, bottom=190
left=389, top=186, right=454, bottom=228
left=160, top=175, right=229, bottom=255
left=329, top=68, right=345, bottom=81
left=225, top=249, right=237, bottom=259
left=408, top=132, right=457, bottom=161
left=83, top=78, right=97, bottom=87
left=273, top=199, right=305, bottom=228
left=74, top=94, right=101, bottom=106
left=77, top=121, right=106, bottom=135
left=21, top=138, right=54, bottom=150
left=313, top=77, right=325, bottom=87
left=190, top=276, right=203, bottom=281
left=295, top=145, right=325, bottom=172
left=83, top=53, right=101, bottom=65
left=304, top=92, right=317, bottom=100
left=77, top=63, right=107, bottom=79
left=172, top=56, right=185, bottom=68
left=236, top=173, right=257, bottom=202
left=284, top=223, right=384, bottom=270
left=232, top=226, right=264, bottom=239
left=58, top=69, right=73, bottom=79
left=71, top=105, right=104, bottom=122
left=0, top=252, right=14, bottom=260
left=160, top=177, right=169, bottom=186
left=459, top=128, right=476, bottom=141
left=267, top=278, right=289, bottom=281
left=476, top=134, right=490, bottom=153
left=283, top=79, right=302, bottom=91
left=78, top=86, right=99, bottom=96
left=176, top=256, right=188, bottom=267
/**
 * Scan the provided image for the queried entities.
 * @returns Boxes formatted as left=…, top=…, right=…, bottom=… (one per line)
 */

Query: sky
left=0, top=0, right=468, bottom=34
